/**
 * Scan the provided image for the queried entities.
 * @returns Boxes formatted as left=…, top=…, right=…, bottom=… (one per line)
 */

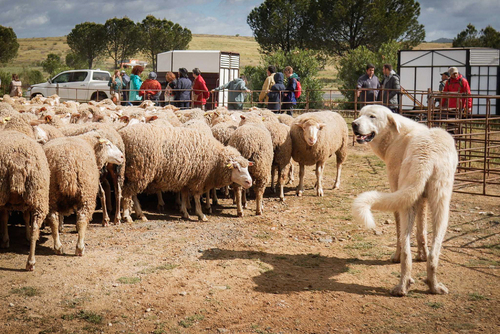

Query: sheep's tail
left=352, top=168, right=430, bottom=229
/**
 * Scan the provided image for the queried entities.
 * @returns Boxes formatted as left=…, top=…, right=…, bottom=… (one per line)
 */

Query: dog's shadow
left=200, top=248, right=389, bottom=296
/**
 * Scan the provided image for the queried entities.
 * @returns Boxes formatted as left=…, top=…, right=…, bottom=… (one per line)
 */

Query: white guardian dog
left=351, top=105, right=458, bottom=296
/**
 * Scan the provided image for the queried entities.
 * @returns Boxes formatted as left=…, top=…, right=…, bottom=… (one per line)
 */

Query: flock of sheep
left=0, top=94, right=348, bottom=271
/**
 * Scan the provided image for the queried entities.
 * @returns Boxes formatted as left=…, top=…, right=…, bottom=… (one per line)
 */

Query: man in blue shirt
left=357, top=64, right=380, bottom=107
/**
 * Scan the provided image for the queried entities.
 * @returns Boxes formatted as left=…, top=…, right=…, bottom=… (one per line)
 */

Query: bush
left=20, top=68, right=44, bottom=86
left=336, top=40, right=399, bottom=109
left=0, top=70, right=11, bottom=95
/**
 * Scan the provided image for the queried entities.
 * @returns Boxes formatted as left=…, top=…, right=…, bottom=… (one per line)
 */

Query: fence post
left=427, top=88, right=432, bottom=127
left=354, top=88, right=358, bottom=112
left=306, top=90, right=310, bottom=112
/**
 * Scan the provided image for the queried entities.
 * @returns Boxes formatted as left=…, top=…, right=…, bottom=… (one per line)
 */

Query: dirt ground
left=1, top=143, right=499, bottom=334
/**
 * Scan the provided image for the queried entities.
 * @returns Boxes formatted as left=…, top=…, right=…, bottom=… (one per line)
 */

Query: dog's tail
left=352, top=171, right=430, bottom=229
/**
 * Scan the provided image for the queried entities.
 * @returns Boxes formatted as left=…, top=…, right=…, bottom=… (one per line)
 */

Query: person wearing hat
left=139, top=71, right=162, bottom=105
left=441, top=67, right=472, bottom=111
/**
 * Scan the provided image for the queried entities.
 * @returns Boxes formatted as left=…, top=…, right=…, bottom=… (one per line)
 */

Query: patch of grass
left=251, top=325, right=276, bottom=334
left=346, top=267, right=361, bottom=275
left=469, top=292, right=489, bottom=301
left=61, top=296, right=87, bottom=308
left=450, top=323, right=477, bottom=331
left=344, top=242, right=375, bottom=250
left=117, top=276, right=141, bottom=284
left=425, top=302, right=443, bottom=309
left=62, top=310, right=103, bottom=324
left=294, top=253, right=323, bottom=268
left=465, top=259, right=499, bottom=267
left=138, top=263, right=178, bottom=275
left=178, top=314, right=204, bottom=328
left=152, top=322, right=168, bottom=334
left=254, top=232, right=271, bottom=240
left=255, top=259, right=272, bottom=273
left=10, top=286, right=41, bottom=297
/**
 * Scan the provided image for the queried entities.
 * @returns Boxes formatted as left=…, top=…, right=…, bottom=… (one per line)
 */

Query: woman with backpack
left=9, top=74, right=22, bottom=97
left=282, top=66, right=300, bottom=116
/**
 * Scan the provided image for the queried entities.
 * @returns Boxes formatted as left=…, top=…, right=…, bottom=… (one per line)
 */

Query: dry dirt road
left=1, top=144, right=498, bottom=334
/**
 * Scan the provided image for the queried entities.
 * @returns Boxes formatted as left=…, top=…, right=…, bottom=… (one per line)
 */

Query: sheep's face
left=34, top=126, right=49, bottom=144
left=101, top=139, right=124, bottom=165
left=299, top=120, right=325, bottom=146
left=229, top=160, right=253, bottom=189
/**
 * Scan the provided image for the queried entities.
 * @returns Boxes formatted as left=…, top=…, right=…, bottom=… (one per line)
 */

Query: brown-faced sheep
left=119, top=123, right=253, bottom=222
left=43, top=132, right=123, bottom=256
left=290, top=111, right=348, bottom=196
left=0, top=131, right=50, bottom=271
left=228, top=115, right=273, bottom=216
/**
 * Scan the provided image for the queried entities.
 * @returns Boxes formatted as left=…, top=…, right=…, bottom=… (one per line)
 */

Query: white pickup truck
left=28, top=69, right=112, bottom=102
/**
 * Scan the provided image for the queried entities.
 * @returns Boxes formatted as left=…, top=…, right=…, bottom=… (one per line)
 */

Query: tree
left=41, top=53, right=66, bottom=76
left=247, top=0, right=310, bottom=55
left=0, top=25, right=19, bottom=64
left=139, top=15, right=192, bottom=70
left=453, top=24, right=500, bottom=48
left=67, top=22, right=107, bottom=69
left=247, top=0, right=425, bottom=56
left=65, top=52, right=88, bottom=69
left=104, top=17, right=141, bottom=69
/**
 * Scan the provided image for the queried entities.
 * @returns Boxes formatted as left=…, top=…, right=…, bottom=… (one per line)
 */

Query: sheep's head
left=297, top=118, right=325, bottom=146
left=98, top=138, right=124, bottom=165
left=227, top=158, right=253, bottom=189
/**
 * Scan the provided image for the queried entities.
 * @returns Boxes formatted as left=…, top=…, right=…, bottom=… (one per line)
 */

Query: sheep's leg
left=122, top=196, right=133, bottom=223
left=296, top=164, right=305, bottom=196
left=75, top=211, right=89, bottom=256
left=224, top=186, right=230, bottom=198
left=109, top=166, right=122, bottom=225
left=315, top=161, right=325, bottom=197
left=255, top=184, right=265, bottom=215
left=103, top=178, right=112, bottom=214
left=278, top=167, right=285, bottom=202
left=23, top=211, right=31, bottom=242
left=132, top=195, right=148, bottom=221
left=98, top=183, right=110, bottom=227
left=234, top=184, right=243, bottom=217
left=242, top=188, right=247, bottom=209
left=270, top=165, right=276, bottom=193
left=180, top=189, right=190, bottom=219
left=333, top=155, right=343, bottom=190
left=58, top=211, right=65, bottom=232
left=194, top=194, right=208, bottom=221
left=204, top=190, right=212, bottom=214
left=1, top=210, right=9, bottom=248
left=157, top=191, right=165, bottom=212
left=186, top=194, right=192, bottom=210
left=26, top=211, right=42, bottom=271
left=175, top=192, right=182, bottom=207
left=48, top=212, right=63, bottom=255
left=287, top=163, right=294, bottom=185
left=212, top=188, right=219, bottom=206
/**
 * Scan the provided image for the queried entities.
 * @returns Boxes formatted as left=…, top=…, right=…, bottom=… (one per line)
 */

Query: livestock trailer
left=398, top=48, right=500, bottom=114
left=156, top=50, right=240, bottom=108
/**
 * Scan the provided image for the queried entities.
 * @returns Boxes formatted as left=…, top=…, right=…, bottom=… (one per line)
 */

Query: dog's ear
left=387, top=112, right=401, bottom=133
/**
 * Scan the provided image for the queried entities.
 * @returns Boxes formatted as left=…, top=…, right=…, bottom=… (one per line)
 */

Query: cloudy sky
left=1, top=0, right=499, bottom=41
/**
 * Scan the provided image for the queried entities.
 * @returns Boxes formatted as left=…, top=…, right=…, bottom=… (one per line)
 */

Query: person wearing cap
left=120, top=70, right=131, bottom=106
left=173, top=68, right=192, bottom=109
left=192, top=68, right=209, bottom=109
left=439, top=71, right=450, bottom=92
left=139, top=71, right=162, bottom=105
left=441, top=67, right=472, bottom=111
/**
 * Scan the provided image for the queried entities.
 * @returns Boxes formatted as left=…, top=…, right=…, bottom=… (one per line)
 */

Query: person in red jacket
left=192, top=68, right=209, bottom=109
left=441, top=67, right=472, bottom=112
left=139, top=72, right=162, bottom=104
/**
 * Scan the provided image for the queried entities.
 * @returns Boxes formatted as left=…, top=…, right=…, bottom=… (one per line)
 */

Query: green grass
left=62, top=310, right=103, bottom=324
left=10, top=286, right=41, bottom=297
left=344, top=242, right=375, bottom=250
left=469, top=292, right=489, bottom=301
left=425, top=302, right=443, bottom=309
left=178, top=314, right=205, bottom=328
left=138, top=263, right=179, bottom=275
left=117, top=276, right=141, bottom=284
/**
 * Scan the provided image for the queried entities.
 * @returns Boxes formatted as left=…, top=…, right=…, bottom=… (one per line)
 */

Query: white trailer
left=156, top=50, right=240, bottom=108
left=398, top=48, right=499, bottom=114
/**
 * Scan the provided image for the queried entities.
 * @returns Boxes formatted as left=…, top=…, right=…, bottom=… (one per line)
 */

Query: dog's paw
left=390, top=252, right=401, bottom=263
left=425, top=279, right=449, bottom=295
left=390, top=284, right=408, bottom=297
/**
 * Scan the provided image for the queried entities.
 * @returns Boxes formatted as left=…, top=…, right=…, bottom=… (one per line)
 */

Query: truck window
left=93, top=72, right=111, bottom=81
left=52, top=73, right=71, bottom=84
left=70, top=72, right=88, bottom=82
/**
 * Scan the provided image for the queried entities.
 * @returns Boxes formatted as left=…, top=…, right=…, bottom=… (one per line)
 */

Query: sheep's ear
left=387, top=113, right=401, bottom=133
left=29, top=119, right=43, bottom=126
left=119, top=115, right=130, bottom=122
left=44, top=115, right=52, bottom=122
left=145, top=115, right=158, bottom=122
left=318, top=123, right=326, bottom=130
left=214, top=111, right=220, bottom=116
left=248, top=161, right=254, bottom=167
left=240, top=115, right=246, bottom=119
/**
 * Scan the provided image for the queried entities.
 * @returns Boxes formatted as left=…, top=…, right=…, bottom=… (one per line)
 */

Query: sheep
left=278, top=113, right=294, bottom=127
left=119, top=123, right=253, bottom=222
left=0, top=131, right=50, bottom=271
left=228, top=115, right=273, bottom=216
left=43, top=132, right=123, bottom=256
left=290, top=111, right=348, bottom=197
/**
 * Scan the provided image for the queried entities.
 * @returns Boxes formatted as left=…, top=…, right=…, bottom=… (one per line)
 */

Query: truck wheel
left=90, top=92, right=108, bottom=102
left=31, top=93, right=43, bottom=99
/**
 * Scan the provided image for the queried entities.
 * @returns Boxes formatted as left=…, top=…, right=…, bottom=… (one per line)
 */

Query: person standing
left=441, top=67, right=472, bottom=111
left=139, top=72, right=162, bottom=105
left=212, top=75, right=250, bottom=110
left=379, top=64, right=400, bottom=113
left=282, top=66, right=298, bottom=115
left=120, top=70, right=131, bottom=106
left=259, top=65, right=276, bottom=107
left=164, top=71, right=176, bottom=105
left=356, top=64, right=380, bottom=107
left=9, top=74, right=22, bottom=97
left=174, top=68, right=192, bottom=109
left=267, top=72, right=285, bottom=112
left=439, top=71, right=450, bottom=92
left=192, top=68, right=210, bottom=109
left=108, top=70, right=124, bottom=104
left=129, top=65, right=144, bottom=105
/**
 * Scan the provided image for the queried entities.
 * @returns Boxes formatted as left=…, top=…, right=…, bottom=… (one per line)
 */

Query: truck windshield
left=70, top=72, right=88, bottom=82
left=52, top=73, right=71, bottom=83
left=93, top=72, right=111, bottom=81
